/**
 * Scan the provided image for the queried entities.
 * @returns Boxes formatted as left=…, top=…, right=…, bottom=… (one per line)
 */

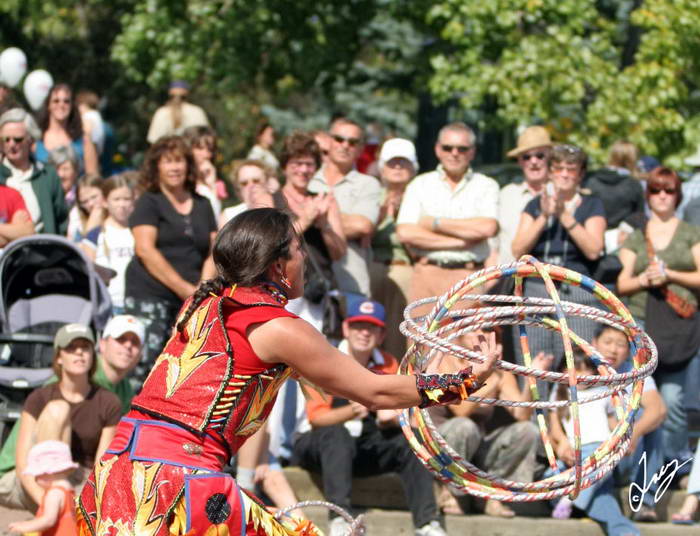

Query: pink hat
left=23, top=440, right=78, bottom=476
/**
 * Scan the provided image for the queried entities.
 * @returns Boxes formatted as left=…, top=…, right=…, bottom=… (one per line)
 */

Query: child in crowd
left=548, top=351, right=640, bottom=536
left=592, top=325, right=666, bottom=523
left=183, top=125, right=227, bottom=217
left=86, top=174, right=136, bottom=313
left=8, top=440, right=78, bottom=535
left=67, top=174, right=106, bottom=245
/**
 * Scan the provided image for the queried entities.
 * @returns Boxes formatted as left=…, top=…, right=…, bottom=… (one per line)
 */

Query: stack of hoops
left=398, top=255, right=657, bottom=502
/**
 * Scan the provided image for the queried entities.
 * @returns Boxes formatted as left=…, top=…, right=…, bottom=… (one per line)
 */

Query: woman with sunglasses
left=2, top=324, right=120, bottom=512
left=511, top=144, right=606, bottom=380
left=36, top=84, right=99, bottom=175
left=617, top=167, right=700, bottom=515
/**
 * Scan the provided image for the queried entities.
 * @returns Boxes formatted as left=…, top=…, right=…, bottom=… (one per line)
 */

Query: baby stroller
left=0, top=235, right=111, bottom=440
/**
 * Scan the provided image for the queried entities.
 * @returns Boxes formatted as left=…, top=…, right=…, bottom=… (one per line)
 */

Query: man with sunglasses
left=0, top=108, right=68, bottom=235
left=396, top=122, right=498, bottom=308
left=497, top=126, right=552, bottom=264
left=309, top=117, right=381, bottom=296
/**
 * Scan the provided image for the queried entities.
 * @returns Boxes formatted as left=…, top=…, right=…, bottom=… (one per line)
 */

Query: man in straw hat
left=496, top=125, right=552, bottom=264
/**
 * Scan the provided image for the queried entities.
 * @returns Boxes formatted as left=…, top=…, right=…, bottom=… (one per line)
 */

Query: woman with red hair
left=617, top=166, right=700, bottom=519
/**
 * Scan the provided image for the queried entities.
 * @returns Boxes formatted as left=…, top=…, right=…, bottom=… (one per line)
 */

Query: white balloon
left=0, top=47, right=28, bottom=87
left=23, top=70, right=54, bottom=111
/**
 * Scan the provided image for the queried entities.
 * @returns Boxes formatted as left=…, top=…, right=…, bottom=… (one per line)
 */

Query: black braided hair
left=176, top=208, right=297, bottom=332
left=176, top=275, right=227, bottom=332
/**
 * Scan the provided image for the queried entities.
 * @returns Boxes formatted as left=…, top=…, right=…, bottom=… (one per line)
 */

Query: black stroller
left=0, top=235, right=111, bottom=440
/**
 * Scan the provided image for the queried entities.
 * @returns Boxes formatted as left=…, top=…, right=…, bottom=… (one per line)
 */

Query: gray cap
left=53, top=323, right=95, bottom=350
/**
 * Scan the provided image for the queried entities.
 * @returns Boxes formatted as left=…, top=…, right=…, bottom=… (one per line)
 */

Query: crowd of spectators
left=0, top=76, right=700, bottom=535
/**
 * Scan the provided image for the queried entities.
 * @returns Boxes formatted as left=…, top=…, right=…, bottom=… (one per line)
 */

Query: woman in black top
left=511, top=144, right=606, bottom=379
left=125, top=136, right=217, bottom=381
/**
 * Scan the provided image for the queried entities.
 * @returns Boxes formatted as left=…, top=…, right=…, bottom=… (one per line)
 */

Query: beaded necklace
left=261, top=282, right=289, bottom=306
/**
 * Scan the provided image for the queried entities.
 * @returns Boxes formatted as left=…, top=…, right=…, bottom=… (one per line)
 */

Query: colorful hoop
left=398, top=256, right=657, bottom=502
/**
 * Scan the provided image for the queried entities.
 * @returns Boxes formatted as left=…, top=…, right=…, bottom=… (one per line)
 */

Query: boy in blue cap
left=292, top=297, right=446, bottom=536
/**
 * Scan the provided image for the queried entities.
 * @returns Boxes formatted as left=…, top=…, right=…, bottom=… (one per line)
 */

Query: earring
left=280, top=274, right=291, bottom=289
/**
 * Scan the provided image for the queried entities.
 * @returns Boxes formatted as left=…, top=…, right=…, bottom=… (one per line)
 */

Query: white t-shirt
left=604, top=361, right=657, bottom=414
left=396, top=166, right=499, bottom=263
left=93, top=225, right=135, bottom=308
left=82, top=109, right=105, bottom=154
left=553, top=385, right=613, bottom=446
left=196, top=183, right=221, bottom=218
left=3, top=158, right=41, bottom=231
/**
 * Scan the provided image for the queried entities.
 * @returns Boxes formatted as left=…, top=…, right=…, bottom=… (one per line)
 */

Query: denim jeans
left=615, top=426, right=664, bottom=509
left=545, top=442, right=639, bottom=536
left=637, top=319, right=695, bottom=462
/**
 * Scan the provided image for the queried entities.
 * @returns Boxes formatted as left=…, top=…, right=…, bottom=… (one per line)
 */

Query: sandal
left=484, top=499, right=515, bottom=518
left=671, top=513, right=696, bottom=525
left=632, top=505, right=658, bottom=522
left=671, top=494, right=699, bottom=525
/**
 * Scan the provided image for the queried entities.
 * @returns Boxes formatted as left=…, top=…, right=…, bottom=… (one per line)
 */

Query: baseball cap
left=103, top=315, right=145, bottom=344
left=638, top=155, right=661, bottom=173
left=168, top=80, right=190, bottom=91
left=378, top=138, right=418, bottom=170
left=345, top=298, right=386, bottom=328
left=23, top=440, right=78, bottom=476
left=53, top=323, right=95, bottom=351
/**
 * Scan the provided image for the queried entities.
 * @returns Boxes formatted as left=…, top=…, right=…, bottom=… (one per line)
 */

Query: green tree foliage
left=425, top=0, right=700, bottom=163
left=4, top=1, right=700, bottom=166
left=112, top=0, right=426, bottom=147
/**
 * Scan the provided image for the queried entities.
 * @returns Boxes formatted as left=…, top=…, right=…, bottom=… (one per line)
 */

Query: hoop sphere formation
left=398, top=255, right=658, bottom=502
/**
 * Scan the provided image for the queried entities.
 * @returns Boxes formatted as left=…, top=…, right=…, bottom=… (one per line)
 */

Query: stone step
left=297, top=507, right=698, bottom=536
left=283, top=466, right=697, bottom=522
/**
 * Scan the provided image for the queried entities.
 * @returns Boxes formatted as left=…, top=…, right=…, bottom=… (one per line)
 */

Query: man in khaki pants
left=396, top=122, right=499, bottom=312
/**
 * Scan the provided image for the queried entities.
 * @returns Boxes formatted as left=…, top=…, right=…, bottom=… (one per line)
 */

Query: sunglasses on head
left=556, top=143, right=584, bottom=155
left=331, top=134, right=361, bottom=147
left=440, top=144, right=472, bottom=154
left=520, top=152, right=546, bottom=161
left=649, top=186, right=677, bottom=195
left=2, top=136, right=25, bottom=144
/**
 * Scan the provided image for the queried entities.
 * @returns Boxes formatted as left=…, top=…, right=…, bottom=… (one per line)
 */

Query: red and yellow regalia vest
left=131, top=286, right=295, bottom=454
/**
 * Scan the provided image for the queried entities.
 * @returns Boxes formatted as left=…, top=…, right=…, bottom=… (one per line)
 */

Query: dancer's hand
left=468, top=331, right=501, bottom=385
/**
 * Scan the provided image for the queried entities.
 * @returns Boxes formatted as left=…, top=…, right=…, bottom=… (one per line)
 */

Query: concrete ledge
left=284, top=466, right=697, bottom=522
left=298, top=507, right=698, bottom=536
